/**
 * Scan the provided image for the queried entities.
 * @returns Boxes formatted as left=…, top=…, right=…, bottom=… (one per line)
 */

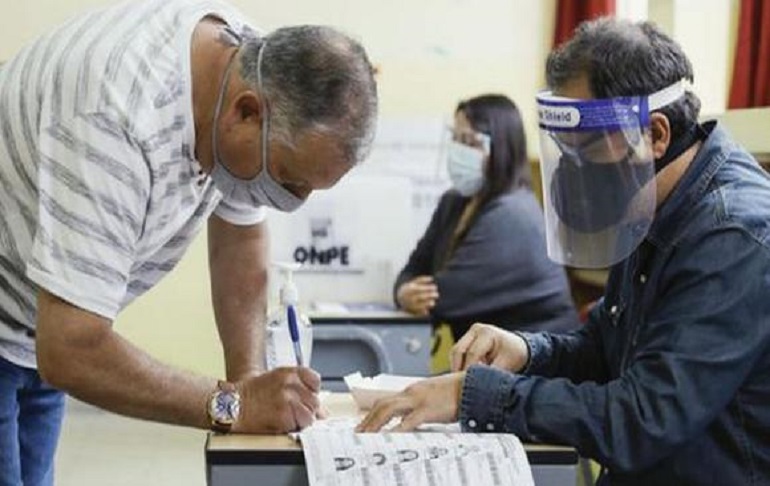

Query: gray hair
left=239, top=25, right=378, bottom=165
left=546, top=17, right=701, bottom=139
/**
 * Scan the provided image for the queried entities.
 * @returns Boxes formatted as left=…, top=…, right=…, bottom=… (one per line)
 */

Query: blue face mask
left=446, top=140, right=486, bottom=197
left=209, top=39, right=305, bottom=213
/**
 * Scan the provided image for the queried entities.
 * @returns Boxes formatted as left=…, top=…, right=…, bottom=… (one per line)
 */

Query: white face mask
left=209, top=38, right=305, bottom=213
left=446, top=139, right=488, bottom=197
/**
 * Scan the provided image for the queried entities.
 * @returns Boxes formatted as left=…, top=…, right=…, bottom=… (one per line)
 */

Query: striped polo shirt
left=0, top=0, right=265, bottom=368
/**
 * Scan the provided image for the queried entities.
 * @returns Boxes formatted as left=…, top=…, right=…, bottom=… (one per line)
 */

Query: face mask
left=209, top=39, right=305, bottom=213
left=550, top=148, right=654, bottom=233
left=446, top=140, right=487, bottom=197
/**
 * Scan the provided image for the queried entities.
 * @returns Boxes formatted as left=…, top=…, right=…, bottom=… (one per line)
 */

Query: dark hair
left=240, top=25, right=378, bottom=165
left=456, top=94, right=531, bottom=205
left=545, top=17, right=701, bottom=140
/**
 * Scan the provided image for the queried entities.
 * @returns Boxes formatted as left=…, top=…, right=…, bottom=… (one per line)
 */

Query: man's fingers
left=297, top=367, right=321, bottom=392
left=291, top=398, right=316, bottom=430
left=451, top=324, right=498, bottom=371
left=356, top=401, right=395, bottom=432
left=463, top=333, right=494, bottom=369
left=316, top=405, right=330, bottom=420
left=357, top=397, right=409, bottom=432
left=451, top=329, right=479, bottom=372
left=293, top=385, right=320, bottom=415
left=394, top=410, right=426, bottom=432
left=280, top=368, right=321, bottom=428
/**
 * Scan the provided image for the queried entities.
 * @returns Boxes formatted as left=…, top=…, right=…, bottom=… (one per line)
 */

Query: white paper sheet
left=298, top=418, right=534, bottom=486
left=344, top=372, right=425, bottom=410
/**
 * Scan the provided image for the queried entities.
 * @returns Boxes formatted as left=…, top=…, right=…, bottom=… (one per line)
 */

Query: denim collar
left=646, top=121, right=733, bottom=249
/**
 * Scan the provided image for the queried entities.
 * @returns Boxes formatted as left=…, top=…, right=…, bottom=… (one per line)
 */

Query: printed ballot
left=292, top=374, right=535, bottom=485
left=298, top=417, right=535, bottom=486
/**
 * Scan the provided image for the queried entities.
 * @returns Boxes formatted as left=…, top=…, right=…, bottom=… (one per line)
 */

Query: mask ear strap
left=210, top=47, right=240, bottom=176
left=654, top=122, right=706, bottom=173
left=255, top=39, right=271, bottom=173
left=222, top=25, right=242, bottom=46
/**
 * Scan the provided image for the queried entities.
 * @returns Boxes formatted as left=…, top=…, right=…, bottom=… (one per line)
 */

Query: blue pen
left=287, top=304, right=304, bottom=366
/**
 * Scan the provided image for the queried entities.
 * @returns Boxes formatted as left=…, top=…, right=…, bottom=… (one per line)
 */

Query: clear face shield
left=536, top=80, right=688, bottom=268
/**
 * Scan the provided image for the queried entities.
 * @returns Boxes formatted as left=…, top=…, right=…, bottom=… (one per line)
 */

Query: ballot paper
left=298, top=418, right=535, bottom=486
left=344, top=372, right=425, bottom=410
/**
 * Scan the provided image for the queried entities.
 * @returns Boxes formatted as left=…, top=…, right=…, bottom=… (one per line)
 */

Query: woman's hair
left=456, top=94, right=531, bottom=206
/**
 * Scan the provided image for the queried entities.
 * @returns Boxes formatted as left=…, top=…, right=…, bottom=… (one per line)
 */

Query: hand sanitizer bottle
left=265, top=262, right=313, bottom=370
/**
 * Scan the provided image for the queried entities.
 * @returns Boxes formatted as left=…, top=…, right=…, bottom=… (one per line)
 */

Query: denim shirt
left=460, top=122, right=770, bottom=485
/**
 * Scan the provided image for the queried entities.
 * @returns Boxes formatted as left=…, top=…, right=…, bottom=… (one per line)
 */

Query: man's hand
left=450, top=323, right=529, bottom=373
left=233, top=367, right=322, bottom=433
left=355, top=373, right=464, bottom=433
left=396, top=276, right=439, bottom=316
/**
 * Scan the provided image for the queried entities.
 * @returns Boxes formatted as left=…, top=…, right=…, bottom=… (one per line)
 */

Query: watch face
left=212, top=391, right=240, bottom=424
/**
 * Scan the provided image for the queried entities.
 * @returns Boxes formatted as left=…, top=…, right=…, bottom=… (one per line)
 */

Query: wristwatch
left=207, top=380, right=241, bottom=433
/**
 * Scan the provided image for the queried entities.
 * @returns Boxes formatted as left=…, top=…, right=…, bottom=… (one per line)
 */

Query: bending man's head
left=213, top=24, right=378, bottom=205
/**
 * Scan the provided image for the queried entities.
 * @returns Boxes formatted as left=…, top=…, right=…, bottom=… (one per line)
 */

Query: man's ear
left=649, top=112, right=671, bottom=159
left=233, top=90, right=263, bottom=125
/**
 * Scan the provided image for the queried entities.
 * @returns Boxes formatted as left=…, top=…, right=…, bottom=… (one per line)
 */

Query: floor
left=55, top=398, right=206, bottom=486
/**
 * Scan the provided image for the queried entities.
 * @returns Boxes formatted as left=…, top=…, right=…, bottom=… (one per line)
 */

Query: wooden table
left=205, top=394, right=579, bottom=485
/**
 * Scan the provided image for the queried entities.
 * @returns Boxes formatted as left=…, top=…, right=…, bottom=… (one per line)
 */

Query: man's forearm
left=209, top=216, right=269, bottom=380
left=37, top=291, right=217, bottom=429
left=211, top=273, right=267, bottom=379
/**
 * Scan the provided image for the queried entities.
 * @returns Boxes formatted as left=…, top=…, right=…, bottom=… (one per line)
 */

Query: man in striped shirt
left=0, top=0, right=378, bottom=483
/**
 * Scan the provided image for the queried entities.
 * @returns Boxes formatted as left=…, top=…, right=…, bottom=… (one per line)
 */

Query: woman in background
left=394, top=94, right=577, bottom=356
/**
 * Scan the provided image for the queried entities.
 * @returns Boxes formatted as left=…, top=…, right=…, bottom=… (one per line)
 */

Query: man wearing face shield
left=358, top=18, right=770, bottom=485
left=0, top=0, right=377, bottom=482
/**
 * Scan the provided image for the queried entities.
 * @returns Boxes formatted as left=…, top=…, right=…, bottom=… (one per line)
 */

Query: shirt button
left=467, top=419, right=477, bottom=429
left=610, top=305, right=618, bottom=315
left=639, top=274, right=647, bottom=284
left=486, top=423, right=495, bottom=431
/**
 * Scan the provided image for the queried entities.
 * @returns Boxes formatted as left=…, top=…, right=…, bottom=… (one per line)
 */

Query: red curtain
left=728, top=0, right=770, bottom=108
left=553, top=0, right=616, bottom=48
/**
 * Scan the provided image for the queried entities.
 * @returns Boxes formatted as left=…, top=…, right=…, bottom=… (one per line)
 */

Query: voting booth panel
left=266, top=173, right=416, bottom=305
left=310, top=320, right=431, bottom=391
